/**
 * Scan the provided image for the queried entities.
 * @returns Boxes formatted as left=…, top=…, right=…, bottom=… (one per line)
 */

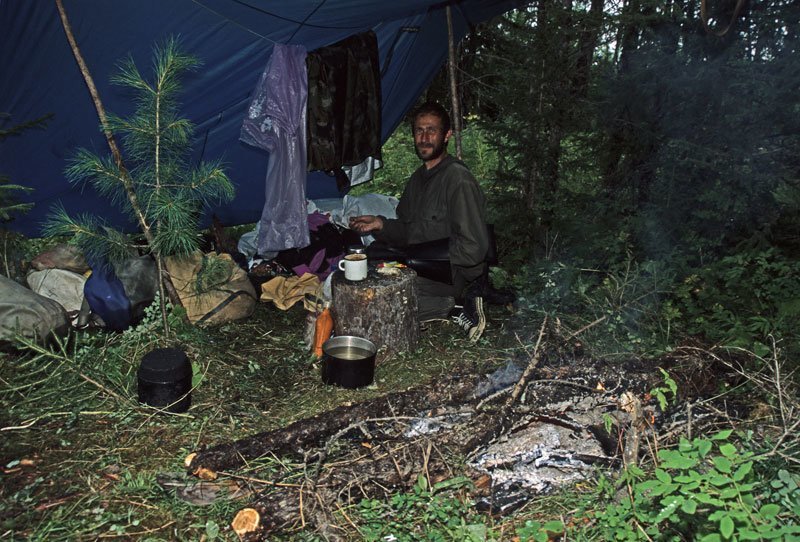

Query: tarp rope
left=288, top=0, right=328, bottom=43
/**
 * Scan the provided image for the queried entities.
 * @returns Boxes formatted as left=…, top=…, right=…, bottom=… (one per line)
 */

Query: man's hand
left=349, top=215, right=384, bottom=234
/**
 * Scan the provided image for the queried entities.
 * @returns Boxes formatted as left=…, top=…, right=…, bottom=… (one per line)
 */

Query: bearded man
left=349, top=101, right=489, bottom=341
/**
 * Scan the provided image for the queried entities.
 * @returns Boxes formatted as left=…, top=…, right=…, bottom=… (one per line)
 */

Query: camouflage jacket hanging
left=306, top=31, right=382, bottom=174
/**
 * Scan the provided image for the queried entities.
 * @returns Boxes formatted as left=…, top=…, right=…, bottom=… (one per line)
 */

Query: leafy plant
left=766, top=470, right=800, bottom=517
left=515, top=519, right=565, bottom=542
left=355, top=475, right=491, bottom=541
left=649, top=368, right=678, bottom=411
left=674, top=247, right=800, bottom=355
left=582, top=430, right=800, bottom=541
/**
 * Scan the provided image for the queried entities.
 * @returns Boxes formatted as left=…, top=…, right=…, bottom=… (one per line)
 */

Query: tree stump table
left=331, top=266, right=419, bottom=355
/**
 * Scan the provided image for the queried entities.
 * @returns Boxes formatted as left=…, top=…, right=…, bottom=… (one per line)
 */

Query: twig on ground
left=223, top=473, right=303, bottom=488
left=620, top=392, right=643, bottom=469
left=686, top=402, right=693, bottom=440
left=505, top=316, right=548, bottom=409
left=565, top=314, right=607, bottom=342
left=335, top=501, right=362, bottom=537
left=1, top=410, right=114, bottom=432
left=96, top=521, right=175, bottom=538
left=477, top=378, right=602, bottom=411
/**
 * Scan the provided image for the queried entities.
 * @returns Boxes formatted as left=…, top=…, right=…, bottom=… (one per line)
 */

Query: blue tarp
left=0, top=0, right=519, bottom=237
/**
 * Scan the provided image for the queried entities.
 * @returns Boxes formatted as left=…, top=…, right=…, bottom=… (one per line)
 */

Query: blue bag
left=84, top=261, right=132, bottom=331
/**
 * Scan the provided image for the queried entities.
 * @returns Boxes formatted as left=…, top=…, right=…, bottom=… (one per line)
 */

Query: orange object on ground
left=313, top=306, right=334, bottom=357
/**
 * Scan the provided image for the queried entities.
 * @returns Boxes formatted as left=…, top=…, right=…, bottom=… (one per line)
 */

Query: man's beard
left=415, top=140, right=446, bottom=162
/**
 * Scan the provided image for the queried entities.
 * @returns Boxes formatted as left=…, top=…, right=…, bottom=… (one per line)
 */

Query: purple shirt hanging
left=241, top=44, right=310, bottom=253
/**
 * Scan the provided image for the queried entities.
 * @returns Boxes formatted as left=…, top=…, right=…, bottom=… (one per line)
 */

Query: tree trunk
left=446, top=6, right=463, bottom=159
left=331, top=267, right=419, bottom=355
left=573, top=0, right=605, bottom=98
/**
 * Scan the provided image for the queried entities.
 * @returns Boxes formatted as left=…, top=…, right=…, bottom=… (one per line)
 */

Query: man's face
left=413, top=114, right=451, bottom=163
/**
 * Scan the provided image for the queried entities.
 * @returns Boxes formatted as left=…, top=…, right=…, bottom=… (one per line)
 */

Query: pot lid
left=138, top=347, right=192, bottom=381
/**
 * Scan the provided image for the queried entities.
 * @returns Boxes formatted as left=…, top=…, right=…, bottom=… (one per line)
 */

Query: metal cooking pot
left=321, top=335, right=376, bottom=389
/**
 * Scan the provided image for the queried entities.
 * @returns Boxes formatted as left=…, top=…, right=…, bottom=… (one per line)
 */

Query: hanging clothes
left=306, top=31, right=382, bottom=174
left=241, top=44, right=310, bottom=254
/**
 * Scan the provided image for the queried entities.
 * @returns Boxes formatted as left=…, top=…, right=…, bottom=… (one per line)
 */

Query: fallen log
left=187, top=374, right=483, bottom=475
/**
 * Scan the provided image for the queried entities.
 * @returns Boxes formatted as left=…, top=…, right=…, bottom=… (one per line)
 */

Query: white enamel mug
left=338, top=253, right=368, bottom=281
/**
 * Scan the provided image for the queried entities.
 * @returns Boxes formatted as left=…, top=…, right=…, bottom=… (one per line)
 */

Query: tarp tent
left=0, top=0, right=519, bottom=238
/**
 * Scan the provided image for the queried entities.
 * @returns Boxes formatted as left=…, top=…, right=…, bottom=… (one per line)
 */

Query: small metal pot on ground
left=321, top=335, right=376, bottom=389
left=137, top=347, right=192, bottom=413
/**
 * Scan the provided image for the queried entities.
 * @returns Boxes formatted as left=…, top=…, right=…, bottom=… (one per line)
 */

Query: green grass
left=0, top=301, right=513, bottom=541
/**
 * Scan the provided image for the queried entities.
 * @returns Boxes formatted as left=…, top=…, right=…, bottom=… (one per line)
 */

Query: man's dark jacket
left=375, top=154, right=489, bottom=295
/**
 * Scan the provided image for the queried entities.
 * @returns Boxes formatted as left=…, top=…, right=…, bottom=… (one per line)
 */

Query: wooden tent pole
left=54, top=0, right=153, bottom=244
left=55, top=0, right=183, bottom=328
left=446, top=5, right=463, bottom=160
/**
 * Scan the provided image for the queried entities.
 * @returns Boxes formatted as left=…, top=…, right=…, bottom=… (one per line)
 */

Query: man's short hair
left=411, top=101, right=451, bottom=133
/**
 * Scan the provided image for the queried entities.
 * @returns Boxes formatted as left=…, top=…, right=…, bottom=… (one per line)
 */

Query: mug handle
left=338, top=260, right=346, bottom=272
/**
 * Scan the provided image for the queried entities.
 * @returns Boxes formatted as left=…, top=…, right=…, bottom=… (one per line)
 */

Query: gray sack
left=0, top=274, right=69, bottom=345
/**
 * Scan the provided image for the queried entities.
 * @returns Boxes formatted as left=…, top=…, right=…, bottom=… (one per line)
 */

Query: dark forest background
left=412, top=0, right=800, bottom=358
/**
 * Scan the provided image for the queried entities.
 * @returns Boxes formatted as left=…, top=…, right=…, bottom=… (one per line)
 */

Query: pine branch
left=186, top=162, right=235, bottom=207
left=0, top=178, right=34, bottom=222
left=0, top=113, right=53, bottom=141
left=42, top=206, right=132, bottom=264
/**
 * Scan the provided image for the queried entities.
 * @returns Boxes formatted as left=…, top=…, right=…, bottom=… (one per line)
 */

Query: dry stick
left=2, top=235, right=10, bottom=278
left=96, top=521, right=175, bottom=539
left=476, top=377, right=601, bottom=411
left=55, top=0, right=182, bottom=329
left=335, top=502, right=361, bottom=536
left=564, top=289, right=670, bottom=343
left=298, top=479, right=307, bottom=529
left=620, top=392, right=644, bottom=469
left=771, top=336, right=788, bottom=430
left=685, top=344, right=800, bottom=452
left=565, top=314, right=607, bottom=342
left=224, top=473, right=303, bottom=489
left=505, top=315, right=548, bottom=409
left=1, top=411, right=113, bottom=432
left=422, top=441, right=433, bottom=487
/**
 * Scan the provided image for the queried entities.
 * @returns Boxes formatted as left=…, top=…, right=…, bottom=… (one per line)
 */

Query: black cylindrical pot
left=321, top=336, right=376, bottom=389
left=137, top=347, right=192, bottom=413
